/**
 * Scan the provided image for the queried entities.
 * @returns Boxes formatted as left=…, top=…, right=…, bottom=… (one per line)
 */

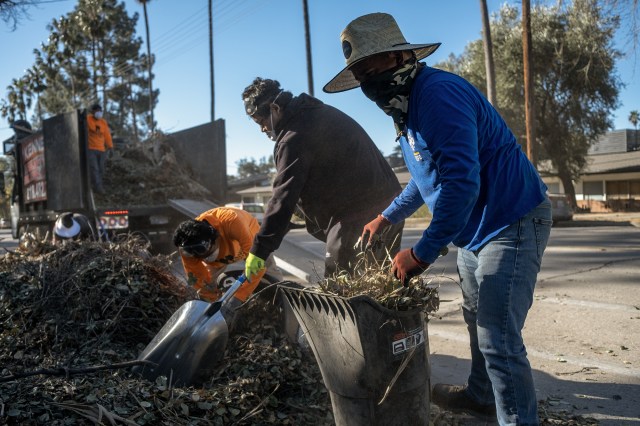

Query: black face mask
left=360, top=66, right=405, bottom=105
left=359, top=57, right=422, bottom=127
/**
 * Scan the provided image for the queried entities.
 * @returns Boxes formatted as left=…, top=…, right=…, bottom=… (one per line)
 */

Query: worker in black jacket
left=241, top=77, right=403, bottom=281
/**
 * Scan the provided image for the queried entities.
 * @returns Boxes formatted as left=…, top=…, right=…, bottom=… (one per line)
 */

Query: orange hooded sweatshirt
left=87, top=114, right=113, bottom=152
left=180, top=207, right=264, bottom=302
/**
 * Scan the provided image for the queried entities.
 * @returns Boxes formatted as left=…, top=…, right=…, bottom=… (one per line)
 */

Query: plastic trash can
left=280, top=286, right=431, bottom=426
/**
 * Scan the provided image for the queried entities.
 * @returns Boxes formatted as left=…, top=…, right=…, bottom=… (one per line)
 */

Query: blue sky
left=1, top=0, right=638, bottom=175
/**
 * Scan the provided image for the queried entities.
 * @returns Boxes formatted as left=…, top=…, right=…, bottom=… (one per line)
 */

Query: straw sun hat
left=323, top=13, right=441, bottom=93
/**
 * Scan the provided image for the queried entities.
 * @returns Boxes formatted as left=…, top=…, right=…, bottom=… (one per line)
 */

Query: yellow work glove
left=244, top=253, right=265, bottom=279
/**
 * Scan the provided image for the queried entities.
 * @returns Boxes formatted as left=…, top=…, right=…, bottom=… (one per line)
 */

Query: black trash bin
left=280, top=286, right=431, bottom=426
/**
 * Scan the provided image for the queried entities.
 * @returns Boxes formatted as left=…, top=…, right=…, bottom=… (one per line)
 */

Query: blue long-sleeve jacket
left=382, top=66, right=547, bottom=264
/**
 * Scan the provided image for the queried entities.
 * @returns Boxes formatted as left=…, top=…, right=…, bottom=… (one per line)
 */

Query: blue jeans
left=457, top=198, right=552, bottom=426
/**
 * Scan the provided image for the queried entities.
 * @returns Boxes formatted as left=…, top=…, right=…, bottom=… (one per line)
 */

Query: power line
left=74, top=1, right=262, bottom=106
left=29, top=0, right=72, bottom=4
left=8, top=0, right=271, bottom=120
left=41, top=0, right=255, bottom=81
left=152, top=4, right=208, bottom=45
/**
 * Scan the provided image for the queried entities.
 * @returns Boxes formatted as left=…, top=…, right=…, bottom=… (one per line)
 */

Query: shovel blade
left=133, top=300, right=230, bottom=386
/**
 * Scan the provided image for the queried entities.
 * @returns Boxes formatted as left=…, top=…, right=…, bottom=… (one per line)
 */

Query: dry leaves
left=96, top=134, right=212, bottom=207
left=0, top=239, right=331, bottom=425
left=0, top=239, right=600, bottom=425
left=317, top=251, right=445, bottom=313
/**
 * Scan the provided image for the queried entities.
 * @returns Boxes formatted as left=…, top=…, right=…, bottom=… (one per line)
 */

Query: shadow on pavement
left=430, top=353, right=640, bottom=425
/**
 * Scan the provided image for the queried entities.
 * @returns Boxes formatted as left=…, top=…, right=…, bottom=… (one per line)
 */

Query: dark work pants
left=324, top=216, right=404, bottom=278
left=88, top=149, right=106, bottom=193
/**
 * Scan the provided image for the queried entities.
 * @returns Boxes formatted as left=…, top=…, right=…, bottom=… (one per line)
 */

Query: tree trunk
left=558, top=170, right=578, bottom=210
left=480, top=0, right=497, bottom=106
left=142, top=2, right=154, bottom=134
left=522, top=0, right=536, bottom=166
left=91, top=39, right=98, bottom=100
left=99, top=42, right=107, bottom=112
left=128, top=80, right=139, bottom=144
left=302, top=0, right=314, bottom=96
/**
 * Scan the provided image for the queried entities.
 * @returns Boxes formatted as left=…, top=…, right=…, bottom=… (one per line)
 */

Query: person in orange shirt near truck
left=86, top=103, right=113, bottom=194
left=172, top=206, right=277, bottom=304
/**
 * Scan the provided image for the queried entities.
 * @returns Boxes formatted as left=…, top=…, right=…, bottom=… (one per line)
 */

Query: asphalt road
left=279, top=223, right=640, bottom=425
left=426, top=226, right=640, bottom=425
left=0, top=229, right=17, bottom=252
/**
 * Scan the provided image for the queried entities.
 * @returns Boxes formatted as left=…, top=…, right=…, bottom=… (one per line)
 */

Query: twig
left=378, top=346, right=417, bottom=405
left=0, top=359, right=156, bottom=383
left=50, top=401, right=138, bottom=426
left=236, top=383, right=280, bottom=424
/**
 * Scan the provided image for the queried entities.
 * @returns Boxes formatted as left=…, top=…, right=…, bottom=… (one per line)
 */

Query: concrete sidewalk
left=403, top=211, right=640, bottom=230
left=569, top=212, right=640, bottom=227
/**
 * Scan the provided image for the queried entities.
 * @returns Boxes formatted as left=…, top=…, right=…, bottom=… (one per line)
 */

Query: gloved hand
left=244, top=253, right=265, bottom=279
left=356, top=214, right=391, bottom=251
left=391, top=248, right=429, bottom=287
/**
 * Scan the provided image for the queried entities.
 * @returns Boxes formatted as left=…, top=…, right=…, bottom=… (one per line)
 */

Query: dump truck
left=2, top=109, right=227, bottom=253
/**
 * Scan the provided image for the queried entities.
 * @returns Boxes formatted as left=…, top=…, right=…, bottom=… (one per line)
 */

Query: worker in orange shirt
left=173, top=207, right=277, bottom=303
left=86, top=103, right=113, bottom=194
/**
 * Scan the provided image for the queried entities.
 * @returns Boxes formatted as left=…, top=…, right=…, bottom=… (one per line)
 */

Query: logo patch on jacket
left=407, top=133, right=423, bottom=162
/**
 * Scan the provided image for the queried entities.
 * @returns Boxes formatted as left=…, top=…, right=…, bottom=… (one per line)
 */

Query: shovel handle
left=218, top=275, right=247, bottom=305
left=203, top=275, right=248, bottom=317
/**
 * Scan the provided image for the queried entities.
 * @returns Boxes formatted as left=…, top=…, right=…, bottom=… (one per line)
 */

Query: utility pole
left=140, top=0, right=155, bottom=134
left=480, top=0, right=497, bottom=106
left=302, top=0, right=314, bottom=96
left=209, top=0, right=215, bottom=121
left=522, top=0, right=536, bottom=166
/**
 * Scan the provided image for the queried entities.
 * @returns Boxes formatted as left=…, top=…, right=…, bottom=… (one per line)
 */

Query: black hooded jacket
left=251, top=93, right=401, bottom=260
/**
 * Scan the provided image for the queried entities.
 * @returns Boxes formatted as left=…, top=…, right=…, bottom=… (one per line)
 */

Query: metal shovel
left=132, top=275, right=247, bottom=386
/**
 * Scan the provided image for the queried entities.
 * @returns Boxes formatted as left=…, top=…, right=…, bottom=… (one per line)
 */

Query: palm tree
left=137, top=0, right=154, bottom=134
left=630, top=110, right=639, bottom=129
left=630, top=110, right=639, bottom=150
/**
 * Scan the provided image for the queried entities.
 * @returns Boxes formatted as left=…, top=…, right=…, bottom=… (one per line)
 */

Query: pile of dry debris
left=96, top=135, right=213, bottom=207
left=0, top=239, right=599, bottom=425
left=0, top=239, right=331, bottom=425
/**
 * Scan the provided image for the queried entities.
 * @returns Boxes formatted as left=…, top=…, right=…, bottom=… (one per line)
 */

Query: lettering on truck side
left=25, top=181, right=47, bottom=202
left=21, top=134, right=48, bottom=203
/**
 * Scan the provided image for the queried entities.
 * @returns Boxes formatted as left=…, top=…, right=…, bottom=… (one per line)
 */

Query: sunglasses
left=180, top=240, right=212, bottom=258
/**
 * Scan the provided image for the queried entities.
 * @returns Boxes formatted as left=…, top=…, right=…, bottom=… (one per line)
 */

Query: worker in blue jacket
left=324, top=13, right=552, bottom=426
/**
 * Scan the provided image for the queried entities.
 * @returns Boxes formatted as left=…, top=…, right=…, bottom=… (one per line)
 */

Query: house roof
left=531, top=150, right=640, bottom=177
left=582, top=150, right=640, bottom=174
left=236, top=186, right=274, bottom=195
left=228, top=173, right=271, bottom=189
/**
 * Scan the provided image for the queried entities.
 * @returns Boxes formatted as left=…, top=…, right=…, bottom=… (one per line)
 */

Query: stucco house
left=541, top=129, right=640, bottom=212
